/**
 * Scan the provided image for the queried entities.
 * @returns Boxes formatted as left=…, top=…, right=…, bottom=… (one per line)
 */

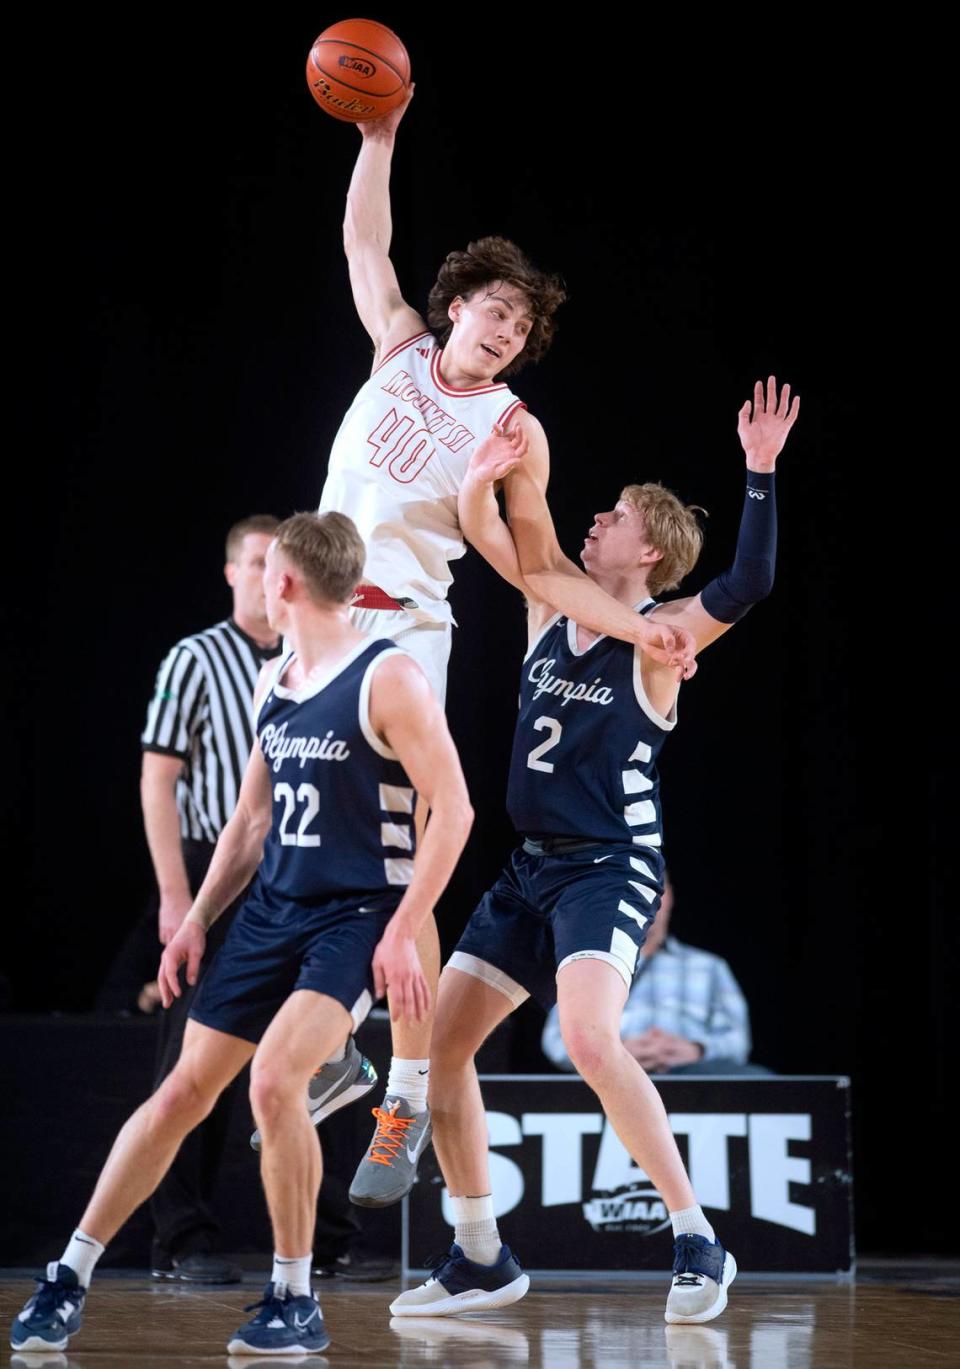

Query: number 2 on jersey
left=526, top=716, right=562, bottom=773
left=275, top=782, right=321, bottom=847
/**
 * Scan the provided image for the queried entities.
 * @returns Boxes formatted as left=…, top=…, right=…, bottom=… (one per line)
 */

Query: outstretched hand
left=468, top=423, right=529, bottom=485
left=737, top=375, right=799, bottom=472
left=359, top=84, right=415, bottom=141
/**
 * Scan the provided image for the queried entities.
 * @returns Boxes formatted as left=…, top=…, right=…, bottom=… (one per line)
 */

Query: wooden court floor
left=2, top=1265, right=956, bottom=1368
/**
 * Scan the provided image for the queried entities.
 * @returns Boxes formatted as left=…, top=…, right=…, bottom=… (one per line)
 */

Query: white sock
left=670, top=1205, right=716, bottom=1243
left=60, top=1229, right=105, bottom=1288
left=451, top=1194, right=501, bottom=1266
left=271, top=1253, right=313, bottom=1298
left=385, top=1058, right=429, bottom=1112
left=325, top=1038, right=347, bottom=1065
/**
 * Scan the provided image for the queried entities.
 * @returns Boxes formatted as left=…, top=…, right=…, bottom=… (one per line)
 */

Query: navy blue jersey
left=252, top=638, right=416, bottom=903
left=506, top=606, right=675, bottom=846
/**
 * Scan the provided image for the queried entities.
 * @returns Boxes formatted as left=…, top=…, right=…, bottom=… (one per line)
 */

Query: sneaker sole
left=308, top=1075, right=377, bottom=1127
left=251, top=1075, right=377, bottom=1151
left=664, top=1252, right=737, bottom=1325
left=349, top=1184, right=416, bottom=1209
left=225, top=1331, right=331, bottom=1354
left=11, top=1332, right=70, bottom=1351
left=390, top=1272, right=530, bottom=1317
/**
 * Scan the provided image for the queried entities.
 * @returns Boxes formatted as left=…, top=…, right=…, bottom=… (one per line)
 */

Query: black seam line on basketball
left=313, top=37, right=408, bottom=83
left=312, top=39, right=407, bottom=86
left=309, top=61, right=404, bottom=100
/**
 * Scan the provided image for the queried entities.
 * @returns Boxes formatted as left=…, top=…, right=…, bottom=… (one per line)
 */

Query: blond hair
left=620, top=483, right=705, bottom=596
left=272, top=512, right=365, bottom=605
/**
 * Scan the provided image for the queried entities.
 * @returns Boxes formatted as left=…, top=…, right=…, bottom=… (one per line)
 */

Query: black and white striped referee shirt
left=141, top=619, right=281, bottom=843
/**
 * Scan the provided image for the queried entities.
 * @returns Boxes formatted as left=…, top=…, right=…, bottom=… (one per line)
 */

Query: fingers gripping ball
left=306, top=19, right=410, bottom=122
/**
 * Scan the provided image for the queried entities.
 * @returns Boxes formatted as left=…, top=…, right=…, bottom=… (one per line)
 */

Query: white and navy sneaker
left=226, top=1283, right=329, bottom=1355
left=390, top=1243, right=530, bottom=1317
left=250, top=1036, right=377, bottom=1151
left=664, top=1235, right=737, bottom=1324
left=10, top=1262, right=85, bottom=1352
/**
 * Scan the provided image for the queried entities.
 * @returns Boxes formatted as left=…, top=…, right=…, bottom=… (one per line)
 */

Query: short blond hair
left=273, top=512, right=365, bottom=605
left=620, top=483, right=704, bottom=596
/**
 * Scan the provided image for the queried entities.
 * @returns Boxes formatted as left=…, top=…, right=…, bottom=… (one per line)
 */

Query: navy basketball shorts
left=449, top=842, right=664, bottom=1010
left=189, top=889, right=399, bottom=1044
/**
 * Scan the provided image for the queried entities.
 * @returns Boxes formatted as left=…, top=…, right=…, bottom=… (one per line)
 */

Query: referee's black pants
left=150, top=839, right=361, bottom=1263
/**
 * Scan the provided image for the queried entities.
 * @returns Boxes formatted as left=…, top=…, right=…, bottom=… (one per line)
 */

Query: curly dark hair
left=426, top=236, right=566, bottom=377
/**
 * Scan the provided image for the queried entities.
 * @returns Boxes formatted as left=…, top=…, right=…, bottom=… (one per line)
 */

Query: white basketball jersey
left=319, top=330, right=526, bottom=624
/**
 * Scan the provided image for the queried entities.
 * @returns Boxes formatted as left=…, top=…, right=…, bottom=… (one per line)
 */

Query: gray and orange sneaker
left=348, top=1097, right=432, bottom=1207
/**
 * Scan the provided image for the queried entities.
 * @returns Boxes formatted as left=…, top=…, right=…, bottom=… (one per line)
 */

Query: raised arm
left=646, top=374, right=799, bottom=653
left=342, top=90, right=425, bottom=363
left=500, top=412, right=696, bottom=672
left=368, top=654, right=474, bottom=1021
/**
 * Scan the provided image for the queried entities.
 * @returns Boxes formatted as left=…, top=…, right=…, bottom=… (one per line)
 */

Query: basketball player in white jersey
left=319, top=89, right=697, bottom=1207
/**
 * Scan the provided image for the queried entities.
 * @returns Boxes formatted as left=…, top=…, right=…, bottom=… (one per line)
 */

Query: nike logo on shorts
left=593, top=855, right=613, bottom=863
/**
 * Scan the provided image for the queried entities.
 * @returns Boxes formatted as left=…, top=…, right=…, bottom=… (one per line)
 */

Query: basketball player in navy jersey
left=390, top=377, right=798, bottom=1325
left=10, top=512, right=473, bottom=1357
left=320, top=87, right=697, bottom=1208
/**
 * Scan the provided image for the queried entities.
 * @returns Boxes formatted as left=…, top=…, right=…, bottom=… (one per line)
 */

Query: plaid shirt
left=541, top=936, right=752, bottom=1069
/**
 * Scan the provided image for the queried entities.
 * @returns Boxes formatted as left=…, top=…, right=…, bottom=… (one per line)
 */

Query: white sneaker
left=664, top=1235, right=736, bottom=1324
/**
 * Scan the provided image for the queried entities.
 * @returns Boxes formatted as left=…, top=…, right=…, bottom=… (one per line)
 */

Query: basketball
left=306, top=19, right=410, bottom=123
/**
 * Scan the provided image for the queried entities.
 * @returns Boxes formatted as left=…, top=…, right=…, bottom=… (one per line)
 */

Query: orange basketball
left=306, top=19, right=410, bottom=123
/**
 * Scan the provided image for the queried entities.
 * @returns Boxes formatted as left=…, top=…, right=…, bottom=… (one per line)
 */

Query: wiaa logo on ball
left=338, top=56, right=377, bottom=78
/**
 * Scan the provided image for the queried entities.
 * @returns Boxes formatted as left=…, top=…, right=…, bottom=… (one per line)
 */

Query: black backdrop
left=4, top=10, right=947, bottom=1256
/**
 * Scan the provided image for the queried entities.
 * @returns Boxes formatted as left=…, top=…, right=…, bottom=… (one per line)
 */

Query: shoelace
left=421, top=1251, right=457, bottom=1283
left=366, top=1103, right=413, bottom=1166
left=242, top=1292, right=287, bottom=1321
left=674, top=1273, right=704, bottom=1286
left=28, top=1274, right=76, bottom=1316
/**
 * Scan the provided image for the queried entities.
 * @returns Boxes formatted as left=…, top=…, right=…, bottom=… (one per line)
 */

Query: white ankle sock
left=325, top=1038, right=347, bottom=1065
left=271, top=1253, right=312, bottom=1298
left=385, top=1058, right=429, bottom=1112
left=670, top=1205, right=716, bottom=1243
left=451, top=1194, right=501, bottom=1266
left=61, top=1229, right=105, bottom=1288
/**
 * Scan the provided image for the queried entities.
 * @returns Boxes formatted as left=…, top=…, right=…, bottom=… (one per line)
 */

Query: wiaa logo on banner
left=582, top=1182, right=671, bottom=1235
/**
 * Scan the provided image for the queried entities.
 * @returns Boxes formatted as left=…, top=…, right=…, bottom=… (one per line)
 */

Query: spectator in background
left=541, top=876, right=770, bottom=1076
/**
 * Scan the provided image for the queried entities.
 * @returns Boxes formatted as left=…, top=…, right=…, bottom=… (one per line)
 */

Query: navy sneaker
left=226, top=1282, right=330, bottom=1355
left=664, top=1234, right=737, bottom=1324
left=10, top=1262, right=85, bottom=1352
left=390, top=1243, right=530, bottom=1317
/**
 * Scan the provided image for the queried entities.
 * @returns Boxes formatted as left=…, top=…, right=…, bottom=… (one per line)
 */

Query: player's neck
left=438, top=346, right=500, bottom=392
left=587, top=568, right=652, bottom=609
left=283, top=607, right=362, bottom=675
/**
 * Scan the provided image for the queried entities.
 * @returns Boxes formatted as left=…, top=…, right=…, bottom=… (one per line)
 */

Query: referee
left=141, top=514, right=281, bottom=1282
